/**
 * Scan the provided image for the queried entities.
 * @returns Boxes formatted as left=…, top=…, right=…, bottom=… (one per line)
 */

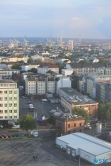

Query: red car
left=2, top=134, right=8, bottom=138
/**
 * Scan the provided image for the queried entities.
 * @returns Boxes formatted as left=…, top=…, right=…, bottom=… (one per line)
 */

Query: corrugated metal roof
left=56, top=133, right=111, bottom=155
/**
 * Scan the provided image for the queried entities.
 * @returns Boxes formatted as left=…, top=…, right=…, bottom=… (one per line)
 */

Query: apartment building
left=55, top=115, right=85, bottom=136
left=96, top=82, right=111, bottom=103
left=66, top=63, right=105, bottom=75
left=25, top=76, right=55, bottom=95
left=87, top=76, right=111, bottom=98
left=0, top=79, right=19, bottom=125
left=37, top=64, right=59, bottom=74
left=59, top=88, right=98, bottom=117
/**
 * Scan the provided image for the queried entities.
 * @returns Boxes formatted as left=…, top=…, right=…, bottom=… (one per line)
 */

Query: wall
left=80, top=149, right=95, bottom=164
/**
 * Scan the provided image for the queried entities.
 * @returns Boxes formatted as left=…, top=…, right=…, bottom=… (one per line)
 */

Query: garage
left=56, top=133, right=111, bottom=164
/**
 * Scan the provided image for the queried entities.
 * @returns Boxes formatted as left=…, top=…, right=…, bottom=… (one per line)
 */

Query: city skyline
left=0, top=0, right=111, bottom=39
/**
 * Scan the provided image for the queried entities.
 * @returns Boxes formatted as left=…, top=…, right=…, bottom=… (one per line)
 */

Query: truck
left=29, top=104, right=34, bottom=111
left=30, top=131, right=38, bottom=137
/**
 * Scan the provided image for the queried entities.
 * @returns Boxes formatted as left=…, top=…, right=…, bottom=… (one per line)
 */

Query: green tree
left=28, top=68, right=37, bottom=73
left=47, top=114, right=55, bottom=126
left=72, top=107, right=89, bottom=123
left=27, top=57, right=33, bottom=63
left=97, top=103, right=111, bottom=122
left=79, top=59, right=90, bottom=64
left=56, top=62, right=66, bottom=73
left=12, top=64, right=21, bottom=69
left=71, top=77, right=78, bottom=89
left=20, top=114, right=36, bottom=134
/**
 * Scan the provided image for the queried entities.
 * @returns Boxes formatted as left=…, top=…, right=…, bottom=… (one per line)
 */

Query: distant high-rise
left=68, top=40, right=73, bottom=50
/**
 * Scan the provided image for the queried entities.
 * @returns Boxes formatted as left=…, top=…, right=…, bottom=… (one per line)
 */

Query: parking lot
left=19, top=97, right=61, bottom=120
left=0, top=136, right=85, bottom=166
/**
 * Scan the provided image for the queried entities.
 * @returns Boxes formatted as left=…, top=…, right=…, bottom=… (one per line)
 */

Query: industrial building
left=56, top=133, right=111, bottom=164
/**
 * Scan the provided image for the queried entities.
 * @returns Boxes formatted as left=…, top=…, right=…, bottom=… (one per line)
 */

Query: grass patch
left=0, top=135, right=34, bottom=141
left=8, top=129, right=22, bottom=132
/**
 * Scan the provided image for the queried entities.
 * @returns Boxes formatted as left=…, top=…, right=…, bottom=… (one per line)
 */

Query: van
left=30, top=131, right=38, bottom=137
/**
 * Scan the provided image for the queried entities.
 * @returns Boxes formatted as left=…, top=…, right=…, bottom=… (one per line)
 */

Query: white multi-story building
left=21, top=64, right=40, bottom=72
left=46, top=77, right=55, bottom=93
left=0, top=79, right=19, bottom=125
left=62, top=69, right=73, bottom=76
left=55, top=76, right=71, bottom=94
left=37, top=65, right=59, bottom=74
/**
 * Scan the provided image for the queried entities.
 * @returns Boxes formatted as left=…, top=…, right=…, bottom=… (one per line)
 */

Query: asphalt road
left=19, top=97, right=61, bottom=120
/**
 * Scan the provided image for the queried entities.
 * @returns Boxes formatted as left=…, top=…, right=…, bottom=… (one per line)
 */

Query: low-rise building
left=21, top=63, right=40, bottom=72
left=55, top=115, right=85, bottom=136
left=59, top=87, right=98, bottom=117
left=37, top=64, right=59, bottom=74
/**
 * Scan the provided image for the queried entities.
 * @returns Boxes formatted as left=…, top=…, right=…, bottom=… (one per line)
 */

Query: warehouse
left=56, top=133, right=111, bottom=164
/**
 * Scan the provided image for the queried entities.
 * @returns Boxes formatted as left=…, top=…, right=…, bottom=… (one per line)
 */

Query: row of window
left=0, top=97, right=17, bottom=101
left=0, top=91, right=17, bottom=94
left=0, top=104, right=17, bottom=107
left=68, top=123, right=82, bottom=128
left=0, top=116, right=17, bottom=119
left=0, top=110, right=17, bottom=113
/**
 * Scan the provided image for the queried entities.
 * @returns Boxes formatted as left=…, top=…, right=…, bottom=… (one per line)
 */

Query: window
left=0, top=91, right=2, bottom=93
left=4, top=97, right=7, bottom=100
left=14, top=110, right=17, bottom=113
left=9, top=104, right=12, bottom=107
left=68, top=124, right=70, bottom=128
left=9, top=97, right=12, bottom=100
left=0, top=110, right=3, bottom=113
left=4, top=91, right=7, bottom=94
left=0, top=104, right=3, bottom=107
left=74, top=130, right=76, bottom=133
left=14, top=91, right=17, bottom=94
left=9, top=116, right=12, bottom=118
left=9, top=110, right=12, bottom=113
left=4, top=104, right=7, bottom=107
left=14, top=116, right=17, bottom=118
left=0, top=116, right=3, bottom=119
left=0, top=98, right=3, bottom=101
left=9, top=91, right=12, bottom=94
left=14, top=104, right=17, bottom=107
left=5, top=116, right=7, bottom=118
left=5, top=110, right=7, bottom=113
left=80, top=123, right=82, bottom=127
left=74, top=123, right=76, bottom=127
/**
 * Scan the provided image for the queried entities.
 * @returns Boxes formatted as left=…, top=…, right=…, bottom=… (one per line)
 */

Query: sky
left=0, top=0, right=111, bottom=39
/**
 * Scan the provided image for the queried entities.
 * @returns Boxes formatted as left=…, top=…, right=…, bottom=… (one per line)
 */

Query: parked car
left=0, top=135, right=3, bottom=138
left=12, top=125, right=20, bottom=129
left=2, top=134, right=8, bottom=138
left=22, top=96, right=27, bottom=99
left=28, top=101, right=31, bottom=104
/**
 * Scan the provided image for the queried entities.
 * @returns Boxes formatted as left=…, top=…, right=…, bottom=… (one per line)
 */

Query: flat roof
left=0, top=79, right=16, bottom=83
left=57, top=133, right=111, bottom=155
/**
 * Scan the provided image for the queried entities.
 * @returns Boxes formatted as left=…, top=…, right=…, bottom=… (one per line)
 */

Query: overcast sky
left=0, top=0, right=111, bottom=39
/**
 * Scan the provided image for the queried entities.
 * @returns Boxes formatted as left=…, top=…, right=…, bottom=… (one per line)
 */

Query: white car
left=12, top=125, right=20, bottom=129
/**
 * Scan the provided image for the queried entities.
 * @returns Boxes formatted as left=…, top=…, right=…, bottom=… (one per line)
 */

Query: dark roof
left=56, top=115, right=85, bottom=122
left=70, top=63, right=105, bottom=68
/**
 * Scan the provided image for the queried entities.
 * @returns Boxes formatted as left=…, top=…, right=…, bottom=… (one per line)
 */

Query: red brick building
left=55, top=116, right=85, bottom=136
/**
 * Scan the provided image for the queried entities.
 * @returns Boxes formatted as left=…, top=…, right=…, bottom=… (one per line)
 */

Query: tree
left=72, top=107, right=89, bottom=123
left=27, top=58, right=33, bottom=63
left=56, top=62, right=66, bottom=73
left=97, top=103, right=111, bottom=122
left=47, top=114, right=55, bottom=126
left=20, top=114, right=36, bottom=134
left=12, top=64, right=21, bottom=70
left=28, top=68, right=37, bottom=73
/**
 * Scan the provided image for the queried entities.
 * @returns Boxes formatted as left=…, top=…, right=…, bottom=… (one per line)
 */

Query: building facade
left=0, top=80, right=19, bottom=125
left=55, top=116, right=85, bottom=136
